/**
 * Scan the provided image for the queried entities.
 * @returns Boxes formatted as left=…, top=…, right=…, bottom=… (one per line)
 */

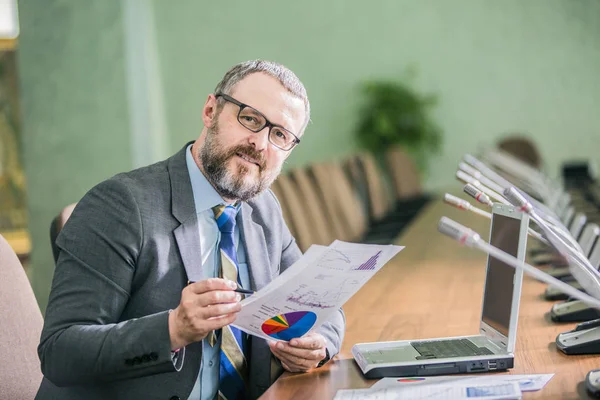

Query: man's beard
left=199, top=123, right=282, bottom=202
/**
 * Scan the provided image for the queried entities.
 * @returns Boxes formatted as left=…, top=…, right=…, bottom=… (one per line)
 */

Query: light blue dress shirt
left=185, top=145, right=250, bottom=400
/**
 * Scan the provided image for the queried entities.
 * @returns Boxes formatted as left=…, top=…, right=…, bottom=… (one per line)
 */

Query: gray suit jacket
left=36, top=143, right=345, bottom=400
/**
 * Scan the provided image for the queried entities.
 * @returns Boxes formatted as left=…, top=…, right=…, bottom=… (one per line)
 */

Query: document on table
left=232, top=240, right=403, bottom=342
left=370, top=374, right=554, bottom=392
left=333, top=382, right=522, bottom=400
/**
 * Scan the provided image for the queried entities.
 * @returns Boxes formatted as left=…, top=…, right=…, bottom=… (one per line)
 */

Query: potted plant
left=355, top=78, right=442, bottom=173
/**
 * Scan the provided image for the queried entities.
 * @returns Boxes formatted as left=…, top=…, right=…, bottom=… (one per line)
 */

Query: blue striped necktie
left=212, top=204, right=248, bottom=400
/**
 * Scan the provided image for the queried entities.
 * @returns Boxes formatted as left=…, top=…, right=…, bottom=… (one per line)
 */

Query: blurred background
left=1, top=0, right=599, bottom=312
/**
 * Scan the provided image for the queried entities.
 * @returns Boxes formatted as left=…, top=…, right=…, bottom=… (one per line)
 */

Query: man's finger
left=196, top=290, right=241, bottom=307
left=202, top=302, right=242, bottom=318
left=280, top=360, right=296, bottom=373
left=188, top=278, right=237, bottom=294
left=272, top=347, right=316, bottom=370
left=203, top=312, right=238, bottom=331
left=274, top=341, right=324, bottom=360
left=289, top=333, right=325, bottom=349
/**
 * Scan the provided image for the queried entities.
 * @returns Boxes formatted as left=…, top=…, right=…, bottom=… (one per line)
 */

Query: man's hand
left=268, top=332, right=328, bottom=373
left=168, top=278, right=242, bottom=350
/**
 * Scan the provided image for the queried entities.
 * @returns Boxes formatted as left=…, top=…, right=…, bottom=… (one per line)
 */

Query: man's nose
left=248, top=126, right=270, bottom=151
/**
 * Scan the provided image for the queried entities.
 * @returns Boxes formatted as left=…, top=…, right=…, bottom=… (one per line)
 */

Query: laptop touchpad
left=366, top=346, right=420, bottom=363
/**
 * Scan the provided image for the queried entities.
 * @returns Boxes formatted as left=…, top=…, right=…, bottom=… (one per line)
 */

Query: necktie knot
left=212, top=204, right=239, bottom=234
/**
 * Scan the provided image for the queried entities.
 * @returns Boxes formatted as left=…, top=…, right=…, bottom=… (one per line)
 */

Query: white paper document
left=370, top=374, right=554, bottom=393
left=334, top=382, right=522, bottom=400
left=232, top=240, right=403, bottom=341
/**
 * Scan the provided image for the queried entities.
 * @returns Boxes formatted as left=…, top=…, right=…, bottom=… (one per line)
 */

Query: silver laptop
left=352, top=203, right=529, bottom=378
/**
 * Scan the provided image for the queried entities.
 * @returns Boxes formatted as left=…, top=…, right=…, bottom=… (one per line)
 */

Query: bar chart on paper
left=354, top=251, right=381, bottom=271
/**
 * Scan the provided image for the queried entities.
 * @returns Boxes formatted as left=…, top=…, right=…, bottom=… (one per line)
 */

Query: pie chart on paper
left=261, top=311, right=317, bottom=341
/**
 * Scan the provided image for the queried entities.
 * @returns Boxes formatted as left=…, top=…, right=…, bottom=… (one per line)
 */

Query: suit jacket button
left=150, top=352, right=158, bottom=361
left=169, top=396, right=180, bottom=400
left=142, top=354, right=151, bottom=363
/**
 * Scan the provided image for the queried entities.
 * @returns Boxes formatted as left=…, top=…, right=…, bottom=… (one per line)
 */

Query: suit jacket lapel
left=239, top=202, right=271, bottom=291
left=169, top=143, right=203, bottom=283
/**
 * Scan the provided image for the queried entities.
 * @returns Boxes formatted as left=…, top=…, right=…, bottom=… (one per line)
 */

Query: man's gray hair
left=214, top=60, right=310, bottom=132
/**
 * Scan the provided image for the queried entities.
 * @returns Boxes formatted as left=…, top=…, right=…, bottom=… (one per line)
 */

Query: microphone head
left=463, top=184, right=493, bottom=206
left=438, top=217, right=481, bottom=246
left=443, top=193, right=471, bottom=210
left=456, top=170, right=476, bottom=186
left=503, top=187, right=532, bottom=213
left=458, top=162, right=480, bottom=179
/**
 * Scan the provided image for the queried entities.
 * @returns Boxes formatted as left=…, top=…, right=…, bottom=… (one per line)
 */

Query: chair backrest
left=310, top=161, right=367, bottom=242
left=289, top=167, right=336, bottom=246
left=569, top=212, right=588, bottom=240
left=343, top=155, right=371, bottom=221
left=50, top=203, right=76, bottom=263
left=579, top=223, right=600, bottom=257
left=271, top=174, right=314, bottom=252
left=385, top=146, right=423, bottom=200
left=355, top=152, right=392, bottom=222
left=589, top=240, right=600, bottom=269
left=270, top=182, right=294, bottom=236
left=0, top=234, right=43, bottom=397
left=562, top=206, right=575, bottom=228
left=497, top=136, right=542, bottom=169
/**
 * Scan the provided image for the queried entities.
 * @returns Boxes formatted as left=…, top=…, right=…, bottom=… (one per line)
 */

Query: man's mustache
left=227, top=146, right=266, bottom=171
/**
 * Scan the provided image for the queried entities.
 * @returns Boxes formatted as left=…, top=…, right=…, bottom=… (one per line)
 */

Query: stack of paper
left=232, top=240, right=403, bottom=341
left=333, top=374, right=554, bottom=400
left=334, top=382, right=522, bottom=400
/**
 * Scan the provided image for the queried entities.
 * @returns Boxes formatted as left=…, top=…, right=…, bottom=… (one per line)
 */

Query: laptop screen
left=481, top=213, right=521, bottom=337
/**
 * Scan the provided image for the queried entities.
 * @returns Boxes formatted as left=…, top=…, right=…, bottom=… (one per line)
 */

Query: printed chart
left=261, top=311, right=317, bottom=341
left=233, top=241, right=404, bottom=342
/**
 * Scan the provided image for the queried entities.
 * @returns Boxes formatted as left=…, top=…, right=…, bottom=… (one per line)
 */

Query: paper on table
left=371, top=374, right=554, bottom=392
left=232, top=240, right=403, bottom=341
left=333, top=382, right=522, bottom=400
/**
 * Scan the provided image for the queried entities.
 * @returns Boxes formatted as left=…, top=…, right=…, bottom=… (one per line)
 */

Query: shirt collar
left=185, top=144, right=227, bottom=213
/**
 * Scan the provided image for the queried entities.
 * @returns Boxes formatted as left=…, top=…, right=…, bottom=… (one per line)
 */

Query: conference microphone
left=463, top=154, right=560, bottom=220
left=458, top=162, right=505, bottom=194
left=443, top=194, right=491, bottom=218
left=463, top=184, right=494, bottom=207
left=443, top=194, right=549, bottom=245
left=503, top=187, right=600, bottom=300
left=437, top=216, right=600, bottom=309
left=456, top=170, right=509, bottom=205
left=502, top=187, right=579, bottom=251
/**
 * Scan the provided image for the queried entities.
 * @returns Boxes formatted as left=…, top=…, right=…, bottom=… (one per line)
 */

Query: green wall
left=18, top=0, right=132, bottom=311
left=15, top=0, right=600, bottom=310
left=153, top=0, right=600, bottom=187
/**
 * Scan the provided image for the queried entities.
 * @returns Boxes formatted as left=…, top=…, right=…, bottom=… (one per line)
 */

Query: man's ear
left=202, top=94, right=218, bottom=128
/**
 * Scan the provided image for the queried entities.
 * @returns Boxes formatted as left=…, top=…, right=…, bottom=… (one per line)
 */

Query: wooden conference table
left=261, top=197, right=599, bottom=399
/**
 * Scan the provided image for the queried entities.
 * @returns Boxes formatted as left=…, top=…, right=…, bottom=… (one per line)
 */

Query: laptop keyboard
left=411, top=338, right=494, bottom=360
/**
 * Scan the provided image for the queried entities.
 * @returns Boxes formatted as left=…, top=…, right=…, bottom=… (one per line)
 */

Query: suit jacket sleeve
left=273, top=192, right=346, bottom=361
left=38, top=177, right=180, bottom=387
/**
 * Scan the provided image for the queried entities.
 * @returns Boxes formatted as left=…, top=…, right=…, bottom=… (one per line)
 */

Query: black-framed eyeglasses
left=215, top=93, right=301, bottom=151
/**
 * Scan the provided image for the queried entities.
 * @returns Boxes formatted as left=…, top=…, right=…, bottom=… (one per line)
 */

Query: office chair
left=497, top=136, right=542, bottom=169
left=0, top=234, right=43, bottom=398
left=50, top=203, right=76, bottom=263
left=289, top=167, right=337, bottom=246
left=271, top=174, right=315, bottom=252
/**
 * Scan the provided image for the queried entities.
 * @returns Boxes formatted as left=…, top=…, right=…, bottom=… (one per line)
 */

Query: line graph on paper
left=315, top=249, right=352, bottom=271
left=286, top=279, right=361, bottom=309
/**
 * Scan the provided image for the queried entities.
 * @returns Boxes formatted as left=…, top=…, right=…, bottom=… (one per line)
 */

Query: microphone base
left=557, top=326, right=600, bottom=355
left=551, top=300, right=600, bottom=323
left=545, top=282, right=584, bottom=301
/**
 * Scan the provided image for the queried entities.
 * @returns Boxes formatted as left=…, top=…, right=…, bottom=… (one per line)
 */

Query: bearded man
left=36, top=60, right=345, bottom=400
